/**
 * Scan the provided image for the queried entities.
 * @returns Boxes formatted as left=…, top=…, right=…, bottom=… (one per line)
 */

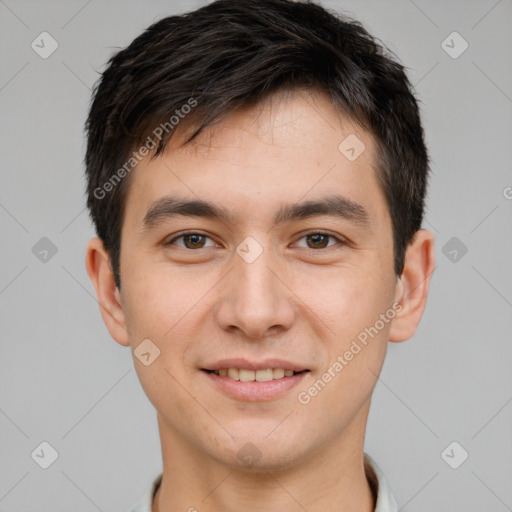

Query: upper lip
left=202, top=358, right=309, bottom=372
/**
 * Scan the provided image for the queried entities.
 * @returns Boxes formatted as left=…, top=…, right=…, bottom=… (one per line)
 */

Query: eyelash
left=164, top=231, right=345, bottom=250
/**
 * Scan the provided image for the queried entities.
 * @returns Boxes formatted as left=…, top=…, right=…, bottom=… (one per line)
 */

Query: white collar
left=364, top=452, right=398, bottom=511
left=128, top=452, right=397, bottom=512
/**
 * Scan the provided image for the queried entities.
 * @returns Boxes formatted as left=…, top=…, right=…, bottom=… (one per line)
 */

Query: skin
left=86, top=88, right=435, bottom=512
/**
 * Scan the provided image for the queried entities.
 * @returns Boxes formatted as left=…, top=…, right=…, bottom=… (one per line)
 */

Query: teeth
left=212, top=368, right=302, bottom=381
left=239, top=369, right=255, bottom=382
left=273, top=368, right=285, bottom=379
left=256, top=369, right=273, bottom=382
left=227, top=368, right=239, bottom=380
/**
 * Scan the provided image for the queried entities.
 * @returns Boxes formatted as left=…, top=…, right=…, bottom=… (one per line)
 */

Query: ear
left=389, top=229, right=435, bottom=343
left=85, top=237, right=130, bottom=346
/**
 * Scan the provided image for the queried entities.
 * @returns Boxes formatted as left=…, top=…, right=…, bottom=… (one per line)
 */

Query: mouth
left=202, top=368, right=309, bottom=381
left=200, top=360, right=311, bottom=401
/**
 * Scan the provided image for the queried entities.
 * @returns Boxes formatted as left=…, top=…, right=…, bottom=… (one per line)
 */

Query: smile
left=203, top=368, right=307, bottom=381
left=201, top=367, right=310, bottom=401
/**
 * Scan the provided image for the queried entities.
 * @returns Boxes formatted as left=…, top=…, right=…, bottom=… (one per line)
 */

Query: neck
left=153, top=404, right=375, bottom=512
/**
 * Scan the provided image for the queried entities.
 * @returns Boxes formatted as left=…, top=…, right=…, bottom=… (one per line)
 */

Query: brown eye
left=165, top=233, right=216, bottom=249
left=306, top=233, right=330, bottom=248
left=182, top=234, right=206, bottom=249
left=295, top=232, right=341, bottom=249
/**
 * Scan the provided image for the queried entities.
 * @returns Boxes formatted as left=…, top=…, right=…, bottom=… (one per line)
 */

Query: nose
left=214, top=243, right=296, bottom=340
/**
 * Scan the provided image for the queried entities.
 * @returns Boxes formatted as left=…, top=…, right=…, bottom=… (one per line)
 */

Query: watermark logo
left=441, top=31, right=469, bottom=59
left=236, top=236, right=263, bottom=264
left=31, top=32, right=58, bottom=59
left=31, top=441, right=59, bottom=469
left=442, top=236, right=468, bottom=263
left=237, top=442, right=262, bottom=468
left=32, top=237, right=58, bottom=263
left=441, top=441, right=469, bottom=469
left=134, top=338, right=161, bottom=366
left=338, top=134, right=366, bottom=161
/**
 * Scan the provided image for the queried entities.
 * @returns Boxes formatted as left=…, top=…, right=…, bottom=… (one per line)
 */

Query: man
left=84, top=1, right=435, bottom=510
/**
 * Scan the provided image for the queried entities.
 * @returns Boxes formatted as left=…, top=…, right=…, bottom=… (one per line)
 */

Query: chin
left=211, top=427, right=311, bottom=473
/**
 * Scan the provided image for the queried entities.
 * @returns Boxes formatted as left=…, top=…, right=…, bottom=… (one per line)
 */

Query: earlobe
left=85, top=237, right=130, bottom=346
left=388, top=229, right=435, bottom=343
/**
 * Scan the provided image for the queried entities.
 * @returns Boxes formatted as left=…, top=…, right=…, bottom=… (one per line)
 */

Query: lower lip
left=202, top=370, right=309, bottom=401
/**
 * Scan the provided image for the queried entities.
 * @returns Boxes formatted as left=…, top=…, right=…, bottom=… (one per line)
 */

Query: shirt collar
left=364, top=452, right=398, bottom=512
left=129, top=452, right=397, bottom=512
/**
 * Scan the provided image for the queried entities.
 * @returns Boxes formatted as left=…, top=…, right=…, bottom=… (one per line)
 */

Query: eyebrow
left=141, top=194, right=371, bottom=232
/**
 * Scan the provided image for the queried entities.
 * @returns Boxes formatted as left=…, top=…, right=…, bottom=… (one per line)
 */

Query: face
left=110, top=88, right=404, bottom=469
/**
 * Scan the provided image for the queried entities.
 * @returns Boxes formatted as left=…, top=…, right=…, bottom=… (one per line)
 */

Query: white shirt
left=127, top=452, right=398, bottom=512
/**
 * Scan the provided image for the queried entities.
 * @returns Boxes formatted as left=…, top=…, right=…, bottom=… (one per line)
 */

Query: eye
left=165, top=232, right=217, bottom=249
left=294, top=232, right=343, bottom=249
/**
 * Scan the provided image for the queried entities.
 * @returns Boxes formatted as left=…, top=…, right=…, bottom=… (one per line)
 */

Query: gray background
left=1, top=0, right=511, bottom=510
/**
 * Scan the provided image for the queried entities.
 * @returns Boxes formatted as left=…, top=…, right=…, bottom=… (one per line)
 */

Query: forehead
left=122, top=88, right=388, bottom=232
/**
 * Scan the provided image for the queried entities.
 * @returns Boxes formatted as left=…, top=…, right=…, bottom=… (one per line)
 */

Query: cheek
left=122, top=269, right=194, bottom=337
left=296, top=316, right=389, bottom=432
left=123, top=271, right=216, bottom=379
left=288, top=261, right=385, bottom=336
left=291, top=262, right=393, bottom=392
left=122, top=275, right=201, bottom=410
